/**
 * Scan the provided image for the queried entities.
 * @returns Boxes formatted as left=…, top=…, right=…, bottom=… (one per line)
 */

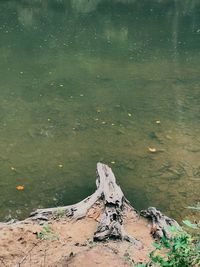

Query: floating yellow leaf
left=16, top=185, right=25, bottom=190
left=148, top=147, right=157, bottom=153
left=11, top=167, right=16, bottom=171
left=128, top=113, right=132, bottom=117
left=111, top=161, right=115, bottom=164
left=156, top=120, right=161, bottom=124
left=58, top=164, right=63, bottom=168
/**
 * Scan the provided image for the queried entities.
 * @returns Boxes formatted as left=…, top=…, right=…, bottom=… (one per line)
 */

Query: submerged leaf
left=148, top=147, right=157, bottom=153
left=16, top=185, right=25, bottom=191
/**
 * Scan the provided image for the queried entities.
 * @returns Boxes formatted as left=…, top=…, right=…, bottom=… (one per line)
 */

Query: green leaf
left=168, top=225, right=178, bottom=233
left=152, top=242, right=162, bottom=249
left=182, top=220, right=198, bottom=229
left=187, top=206, right=200, bottom=211
left=136, top=264, right=146, bottom=267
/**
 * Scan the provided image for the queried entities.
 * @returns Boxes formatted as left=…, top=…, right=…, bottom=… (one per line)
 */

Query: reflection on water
left=0, top=0, right=200, bottom=221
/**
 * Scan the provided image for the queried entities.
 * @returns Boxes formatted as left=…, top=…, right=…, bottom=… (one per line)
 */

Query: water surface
left=0, top=0, right=200, bottom=221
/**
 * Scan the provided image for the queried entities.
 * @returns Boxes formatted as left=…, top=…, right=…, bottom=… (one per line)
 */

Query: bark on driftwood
left=140, top=207, right=180, bottom=239
left=29, top=162, right=180, bottom=245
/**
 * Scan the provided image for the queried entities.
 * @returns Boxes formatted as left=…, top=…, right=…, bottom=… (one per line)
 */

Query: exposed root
left=140, top=207, right=180, bottom=239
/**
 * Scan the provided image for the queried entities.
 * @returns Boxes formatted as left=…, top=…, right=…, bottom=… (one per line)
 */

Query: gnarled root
left=140, top=207, right=180, bottom=239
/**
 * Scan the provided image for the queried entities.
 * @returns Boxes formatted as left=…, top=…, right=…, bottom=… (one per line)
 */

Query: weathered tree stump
left=29, top=162, right=180, bottom=245
left=30, top=163, right=142, bottom=248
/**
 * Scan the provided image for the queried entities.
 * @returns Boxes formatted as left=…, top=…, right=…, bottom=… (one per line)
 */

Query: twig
left=29, top=251, right=32, bottom=267
left=16, top=241, right=40, bottom=267
left=43, top=248, right=47, bottom=267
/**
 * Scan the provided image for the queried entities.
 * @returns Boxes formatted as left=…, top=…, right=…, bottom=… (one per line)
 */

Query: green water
left=0, top=0, right=200, bottom=222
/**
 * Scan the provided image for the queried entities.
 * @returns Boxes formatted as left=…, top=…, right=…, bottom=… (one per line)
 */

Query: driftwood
left=93, top=163, right=142, bottom=248
left=140, top=207, right=180, bottom=239
left=30, top=163, right=142, bottom=248
left=29, top=162, right=179, bottom=244
left=30, top=163, right=125, bottom=220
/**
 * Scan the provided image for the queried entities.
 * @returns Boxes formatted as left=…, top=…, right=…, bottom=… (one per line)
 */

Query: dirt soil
left=0, top=205, right=154, bottom=267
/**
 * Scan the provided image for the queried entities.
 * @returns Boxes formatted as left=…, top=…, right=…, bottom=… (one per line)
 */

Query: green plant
left=183, top=220, right=199, bottom=229
left=123, top=252, right=135, bottom=266
left=187, top=203, right=200, bottom=212
left=37, top=223, right=59, bottom=241
left=53, top=208, right=66, bottom=218
left=149, top=225, right=200, bottom=267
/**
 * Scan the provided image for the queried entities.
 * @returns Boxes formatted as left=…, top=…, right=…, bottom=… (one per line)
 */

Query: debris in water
left=156, top=120, right=160, bottom=124
left=148, top=147, right=157, bottom=153
left=16, top=185, right=25, bottom=190
left=58, top=164, right=63, bottom=168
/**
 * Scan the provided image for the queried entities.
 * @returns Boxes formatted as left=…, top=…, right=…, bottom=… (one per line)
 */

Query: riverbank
left=0, top=163, right=158, bottom=267
left=0, top=163, right=181, bottom=266
left=0, top=205, right=154, bottom=267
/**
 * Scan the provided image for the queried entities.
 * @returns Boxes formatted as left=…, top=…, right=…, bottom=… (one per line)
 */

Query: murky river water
left=0, top=0, right=200, bottom=222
